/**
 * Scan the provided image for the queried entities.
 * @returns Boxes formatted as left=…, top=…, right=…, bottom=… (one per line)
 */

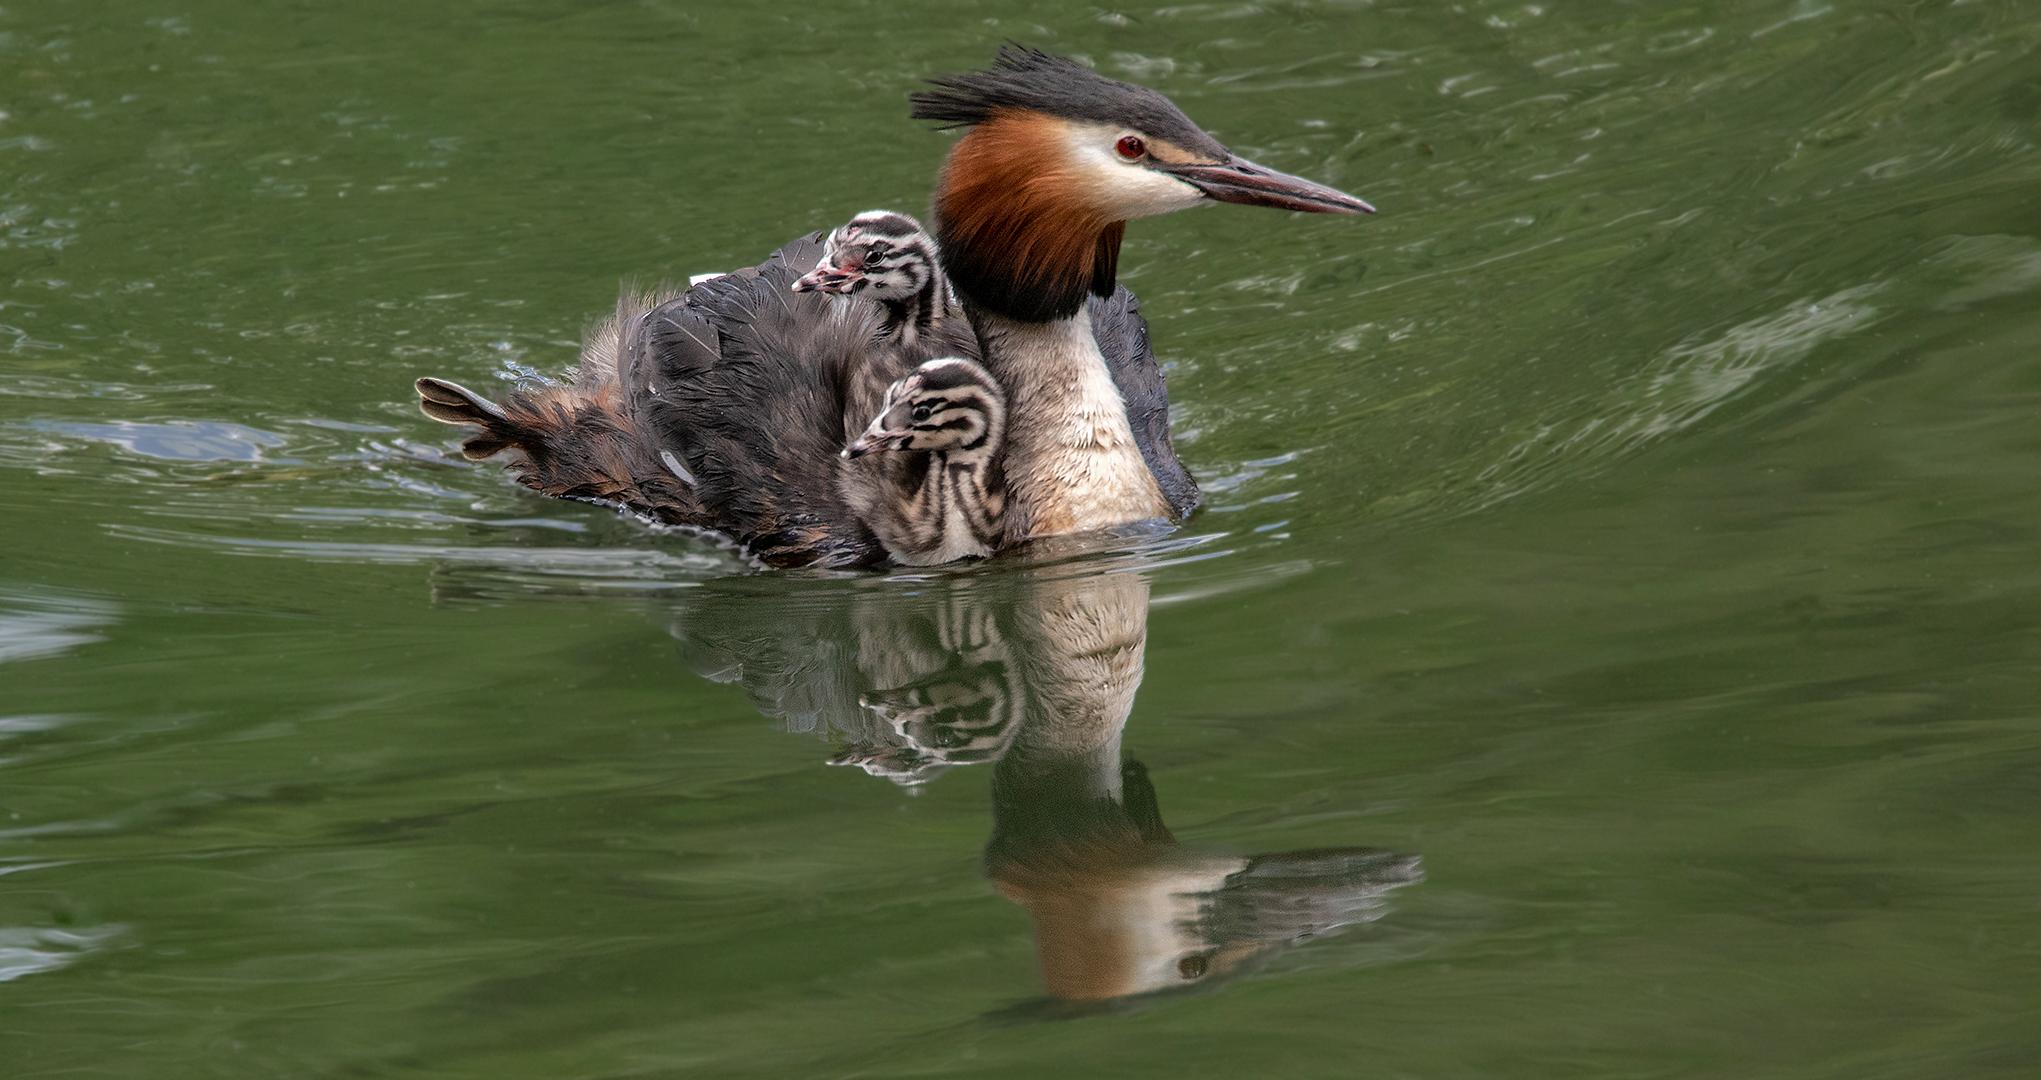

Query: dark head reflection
left=669, top=557, right=1421, bottom=1004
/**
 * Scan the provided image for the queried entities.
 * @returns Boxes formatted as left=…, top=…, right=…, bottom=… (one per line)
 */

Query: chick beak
left=1156, top=153, right=1375, bottom=214
left=793, top=266, right=865, bottom=294
left=842, top=430, right=892, bottom=459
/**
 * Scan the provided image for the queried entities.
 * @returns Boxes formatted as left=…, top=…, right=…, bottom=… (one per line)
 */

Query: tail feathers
left=416, top=377, right=506, bottom=427
left=413, top=376, right=702, bottom=522
left=415, top=377, right=527, bottom=460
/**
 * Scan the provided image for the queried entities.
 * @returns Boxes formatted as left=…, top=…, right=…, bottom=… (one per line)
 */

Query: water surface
left=4, top=2, right=2040, bottom=1076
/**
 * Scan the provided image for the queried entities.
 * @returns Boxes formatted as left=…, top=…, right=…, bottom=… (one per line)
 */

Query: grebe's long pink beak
left=1157, top=154, right=1374, bottom=214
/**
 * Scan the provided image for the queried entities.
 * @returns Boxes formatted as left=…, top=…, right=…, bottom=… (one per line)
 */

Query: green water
left=5, top=1, right=2040, bottom=1075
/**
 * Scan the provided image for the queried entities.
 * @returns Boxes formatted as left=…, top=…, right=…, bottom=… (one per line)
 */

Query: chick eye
left=1115, top=135, right=1146, bottom=160
left=910, top=404, right=932, bottom=422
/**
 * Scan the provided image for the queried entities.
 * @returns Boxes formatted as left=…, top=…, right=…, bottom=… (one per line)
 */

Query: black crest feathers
left=911, top=44, right=1225, bottom=159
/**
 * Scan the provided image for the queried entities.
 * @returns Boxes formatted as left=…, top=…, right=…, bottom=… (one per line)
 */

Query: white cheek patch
left=1057, top=122, right=1207, bottom=221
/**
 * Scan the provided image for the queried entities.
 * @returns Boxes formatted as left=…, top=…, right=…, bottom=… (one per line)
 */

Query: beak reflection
left=988, top=756, right=1422, bottom=1004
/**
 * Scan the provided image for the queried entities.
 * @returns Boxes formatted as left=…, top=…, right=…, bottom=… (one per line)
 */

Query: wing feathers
left=1090, top=287, right=1200, bottom=519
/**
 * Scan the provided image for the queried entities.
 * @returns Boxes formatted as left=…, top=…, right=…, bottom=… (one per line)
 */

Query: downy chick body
left=841, top=357, right=1007, bottom=566
left=797, top=212, right=1006, bottom=565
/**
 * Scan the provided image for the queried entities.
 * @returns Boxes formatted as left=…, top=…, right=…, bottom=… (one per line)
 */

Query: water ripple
left=0, top=589, right=118, bottom=665
left=0, top=924, right=124, bottom=983
left=106, top=525, right=738, bottom=580
left=26, top=419, right=292, bottom=462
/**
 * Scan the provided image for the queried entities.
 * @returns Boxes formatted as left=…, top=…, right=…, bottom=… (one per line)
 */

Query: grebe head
left=792, top=211, right=940, bottom=299
left=843, top=357, right=1005, bottom=459
left=912, top=45, right=1373, bottom=323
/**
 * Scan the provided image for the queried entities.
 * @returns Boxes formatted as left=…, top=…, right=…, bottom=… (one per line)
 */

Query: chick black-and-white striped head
left=843, top=357, right=1005, bottom=460
left=793, top=211, right=941, bottom=301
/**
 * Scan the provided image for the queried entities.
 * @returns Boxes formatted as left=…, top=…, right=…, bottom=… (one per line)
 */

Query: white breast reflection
left=668, top=560, right=1421, bottom=1006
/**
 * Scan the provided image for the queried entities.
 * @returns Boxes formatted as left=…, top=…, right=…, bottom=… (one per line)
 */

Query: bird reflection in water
left=670, top=553, right=1422, bottom=1006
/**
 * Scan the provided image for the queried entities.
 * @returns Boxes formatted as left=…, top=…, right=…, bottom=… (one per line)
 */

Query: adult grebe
left=415, top=46, right=1370, bottom=567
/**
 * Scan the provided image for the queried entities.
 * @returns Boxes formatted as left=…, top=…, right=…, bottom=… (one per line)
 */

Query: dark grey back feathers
left=641, top=235, right=981, bottom=567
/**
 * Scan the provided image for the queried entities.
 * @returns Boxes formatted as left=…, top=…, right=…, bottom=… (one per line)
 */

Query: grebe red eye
left=1115, top=135, right=1146, bottom=160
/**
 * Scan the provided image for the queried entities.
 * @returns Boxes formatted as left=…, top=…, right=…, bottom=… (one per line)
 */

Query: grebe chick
left=840, top=358, right=1007, bottom=566
left=792, top=210, right=952, bottom=350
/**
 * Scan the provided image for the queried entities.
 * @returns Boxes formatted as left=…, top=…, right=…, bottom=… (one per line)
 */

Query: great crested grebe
left=909, top=46, right=1369, bottom=541
left=415, top=46, right=1370, bottom=567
